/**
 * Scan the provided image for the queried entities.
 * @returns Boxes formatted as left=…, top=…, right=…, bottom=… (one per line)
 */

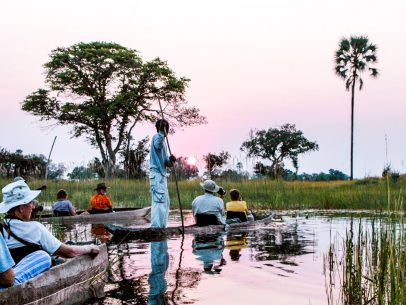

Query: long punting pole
left=45, top=136, right=57, bottom=183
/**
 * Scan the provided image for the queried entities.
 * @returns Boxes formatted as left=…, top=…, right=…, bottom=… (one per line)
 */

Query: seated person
left=225, top=189, right=253, bottom=222
left=192, top=180, right=240, bottom=226
left=52, top=189, right=77, bottom=216
left=0, top=180, right=100, bottom=265
left=89, top=183, right=113, bottom=214
left=0, top=233, right=51, bottom=289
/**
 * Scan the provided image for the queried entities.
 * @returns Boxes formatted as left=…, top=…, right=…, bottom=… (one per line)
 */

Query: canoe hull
left=37, top=207, right=151, bottom=224
left=106, top=213, right=275, bottom=240
left=0, top=244, right=108, bottom=305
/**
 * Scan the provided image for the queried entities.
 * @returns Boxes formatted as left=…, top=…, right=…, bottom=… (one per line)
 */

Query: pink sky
left=1, top=0, right=405, bottom=177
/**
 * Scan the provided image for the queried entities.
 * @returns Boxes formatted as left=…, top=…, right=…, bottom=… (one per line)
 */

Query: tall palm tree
left=335, top=36, right=378, bottom=180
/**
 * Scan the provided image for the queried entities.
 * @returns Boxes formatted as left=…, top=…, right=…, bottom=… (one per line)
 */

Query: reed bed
left=324, top=188, right=406, bottom=304
left=0, top=177, right=404, bottom=211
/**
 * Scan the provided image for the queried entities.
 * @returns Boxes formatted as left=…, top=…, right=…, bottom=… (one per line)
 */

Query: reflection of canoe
left=0, top=244, right=108, bottom=305
left=36, top=207, right=151, bottom=224
left=106, top=213, right=276, bottom=240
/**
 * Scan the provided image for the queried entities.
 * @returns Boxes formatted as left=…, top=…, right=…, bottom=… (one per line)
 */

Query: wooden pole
left=45, top=136, right=57, bottom=183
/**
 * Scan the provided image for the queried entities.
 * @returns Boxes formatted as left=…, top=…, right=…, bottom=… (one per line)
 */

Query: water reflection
left=250, top=221, right=314, bottom=263
left=50, top=212, right=379, bottom=305
left=192, top=233, right=226, bottom=273
left=148, top=239, right=169, bottom=305
left=225, top=232, right=247, bottom=261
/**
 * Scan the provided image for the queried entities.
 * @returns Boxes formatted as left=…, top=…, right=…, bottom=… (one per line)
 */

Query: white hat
left=0, top=180, right=41, bottom=213
left=200, top=179, right=220, bottom=193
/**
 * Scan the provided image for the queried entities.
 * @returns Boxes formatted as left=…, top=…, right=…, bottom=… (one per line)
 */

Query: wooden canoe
left=0, top=244, right=108, bottom=305
left=105, top=213, right=276, bottom=240
left=35, top=207, right=151, bottom=224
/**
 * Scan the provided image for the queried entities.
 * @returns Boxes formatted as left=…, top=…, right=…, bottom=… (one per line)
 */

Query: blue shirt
left=52, top=199, right=74, bottom=213
left=150, top=132, right=171, bottom=176
left=192, top=193, right=226, bottom=225
left=0, top=233, right=14, bottom=273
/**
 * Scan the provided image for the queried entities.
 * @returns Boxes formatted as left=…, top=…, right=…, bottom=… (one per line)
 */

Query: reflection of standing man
left=148, top=239, right=169, bottom=305
left=149, top=119, right=176, bottom=228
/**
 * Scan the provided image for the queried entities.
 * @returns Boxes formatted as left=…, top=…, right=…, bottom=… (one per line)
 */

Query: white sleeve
left=35, top=222, right=63, bottom=255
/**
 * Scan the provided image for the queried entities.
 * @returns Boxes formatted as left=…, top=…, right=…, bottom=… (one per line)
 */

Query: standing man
left=149, top=119, right=176, bottom=228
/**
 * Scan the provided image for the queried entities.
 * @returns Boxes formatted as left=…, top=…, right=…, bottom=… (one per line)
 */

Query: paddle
left=157, top=99, right=185, bottom=233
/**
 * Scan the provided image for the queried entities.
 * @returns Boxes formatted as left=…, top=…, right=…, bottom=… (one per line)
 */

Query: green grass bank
left=1, top=177, right=404, bottom=211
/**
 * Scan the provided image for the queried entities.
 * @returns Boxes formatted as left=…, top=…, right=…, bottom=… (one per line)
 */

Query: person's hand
left=169, top=155, right=176, bottom=162
left=87, top=245, right=100, bottom=258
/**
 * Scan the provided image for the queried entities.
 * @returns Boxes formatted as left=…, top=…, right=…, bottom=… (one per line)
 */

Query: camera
left=217, top=187, right=226, bottom=196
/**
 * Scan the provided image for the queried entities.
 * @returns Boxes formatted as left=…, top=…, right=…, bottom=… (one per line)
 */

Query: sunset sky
left=1, top=0, right=405, bottom=177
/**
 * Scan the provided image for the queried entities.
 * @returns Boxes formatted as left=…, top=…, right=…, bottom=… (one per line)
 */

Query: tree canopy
left=203, top=151, right=230, bottom=179
left=22, top=41, right=206, bottom=177
left=241, top=124, right=319, bottom=177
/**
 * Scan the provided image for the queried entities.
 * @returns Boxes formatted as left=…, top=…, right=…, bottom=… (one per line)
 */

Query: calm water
left=50, top=211, right=377, bottom=305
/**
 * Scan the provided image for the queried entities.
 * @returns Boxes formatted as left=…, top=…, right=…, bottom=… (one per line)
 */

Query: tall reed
left=325, top=182, right=405, bottom=304
left=0, top=176, right=405, bottom=210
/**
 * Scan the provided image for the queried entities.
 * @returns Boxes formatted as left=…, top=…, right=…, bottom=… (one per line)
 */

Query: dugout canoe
left=35, top=207, right=151, bottom=224
left=0, top=244, right=108, bottom=305
left=105, top=213, right=276, bottom=240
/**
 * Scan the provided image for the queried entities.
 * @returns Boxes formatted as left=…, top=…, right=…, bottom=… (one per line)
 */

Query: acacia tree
left=241, top=124, right=318, bottom=178
left=334, top=36, right=378, bottom=180
left=22, top=42, right=206, bottom=178
left=203, top=151, right=230, bottom=179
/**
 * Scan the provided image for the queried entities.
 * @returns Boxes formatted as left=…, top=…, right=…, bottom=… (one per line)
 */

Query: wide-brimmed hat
left=0, top=180, right=41, bottom=213
left=94, top=182, right=108, bottom=191
left=200, top=180, right=220, bottom=193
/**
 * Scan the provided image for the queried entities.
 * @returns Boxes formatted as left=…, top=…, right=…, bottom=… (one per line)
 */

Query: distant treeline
left=1, top=146, right=399, bottom=183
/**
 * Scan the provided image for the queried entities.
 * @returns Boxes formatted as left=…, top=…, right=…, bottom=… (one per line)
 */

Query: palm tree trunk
left=350, top=80, right=356, bottom=180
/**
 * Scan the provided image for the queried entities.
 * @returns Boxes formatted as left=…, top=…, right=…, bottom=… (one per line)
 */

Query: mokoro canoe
left=0, top=244, right=108, bottom=305
left=105, top=213, right=276, bottom=240
left=35, top=207, right=151, bottom=224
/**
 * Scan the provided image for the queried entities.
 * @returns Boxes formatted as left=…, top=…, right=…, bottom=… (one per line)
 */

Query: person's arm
left=68, top=201, right=77, bottom=216
left=54, top=244, right=100, bottom=258
left=69, top=207, right=77, bottom=216
left=0, top=268, right=14, bottom=287
left=0, top=235, right=15, bottom=287
left=106, top=197, right=113, bottom=209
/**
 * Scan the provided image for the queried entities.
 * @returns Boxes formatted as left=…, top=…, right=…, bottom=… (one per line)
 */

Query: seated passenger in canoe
left=0, top=180, right=100, bottom=266
left=225, top=189, right=254, bottom=222
left=52, top=189, right=77, bottom=216
left=192, top=180, right=241, bottom=226
left=89, top=183, right=113, bottom=214
left=0, top=231, right=51, bottom=289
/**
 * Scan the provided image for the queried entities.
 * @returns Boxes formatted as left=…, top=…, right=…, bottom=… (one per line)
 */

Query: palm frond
left=334, top=35, right=378, bottom=91
left=365, top=54, right=377, bottom=63
left=345, top=77, right=353, bottom=91
left=369, top=68, right=379, bottom=78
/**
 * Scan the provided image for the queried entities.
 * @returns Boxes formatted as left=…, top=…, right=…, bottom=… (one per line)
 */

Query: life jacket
left=0, top=215, right=43, bottom=264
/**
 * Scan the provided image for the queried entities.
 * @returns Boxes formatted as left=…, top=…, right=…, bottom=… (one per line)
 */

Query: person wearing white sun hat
left=0, top=180, right=52, bottom=289
left=191, top=179, right=241, bottom=226
left=0, top=180, right=99, bottom=266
